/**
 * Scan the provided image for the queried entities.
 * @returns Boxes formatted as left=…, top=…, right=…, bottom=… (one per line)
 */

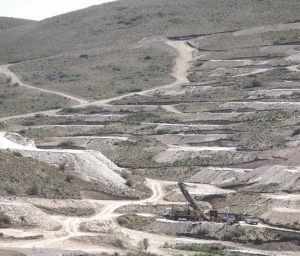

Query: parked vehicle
left=245, top=216, right=259, bottom=225
left=222, top=215, right=236, bottom=225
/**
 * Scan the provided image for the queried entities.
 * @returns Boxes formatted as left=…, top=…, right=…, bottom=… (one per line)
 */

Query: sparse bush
left=58, top=140, right=75, bottom=146
left=0, top=214, right=11, bottom=224
left=292, top=128, right=300, bottom=137
left=19, top=129, right=26, bottom=134
left=34, top=113, right=45, bottom=118
left=79, top=54, right=88, bottom=58
left=156, top=129, right=170, bottom=135
left=65, top=174, right=75, bottom=183
left=4, top=186, right=16, bottom=195
left=13, top=151, right=22, bottom=157
left=142, top=238, right=150, bottom=251
left=117, top=216, right=128, bottom=226
left=26, top=184, right=39, bottom=195
left=111, top=239, right=125, bottom=249
left=163, top=242, right=169, bottom=248
left=10, top=176, right=19, bottom=183
left=223, top=227, right=246, bottom=240
left=174, top=243, right=225, bottom=255
left=21, top=120, right=35, bottom=126
left=59, top=162, right=66, bottom=171
left=128, top=87, right=142, bottom=92
left=195, top=61, right=205, bottom=67
left=121, top=172, right=129, bottom=179
left=197, top=228, right=209, bottom=236
left=169, top=17, right=181, bottom=24
left=252, top=79, right=262, bottom=87
left=125, top=179, right=132, bottom=187
left=5, top=77, right=11, bottom=84
left=117, top=217, right=128, bottom=226
left=59, top=107, right=80, bottom=114
left=20, top=216, right=26, bottom=223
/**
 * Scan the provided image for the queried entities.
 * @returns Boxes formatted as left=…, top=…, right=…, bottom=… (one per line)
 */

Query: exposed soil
left=0, top=9, right=300, bottom=255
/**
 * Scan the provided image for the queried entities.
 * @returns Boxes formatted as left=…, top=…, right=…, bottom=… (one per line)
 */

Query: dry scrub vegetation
left=1, top=0, right=300, bottom=254
left=0, top=76, right=73, bottom=118
left=0, top=150, right=106, bottom=199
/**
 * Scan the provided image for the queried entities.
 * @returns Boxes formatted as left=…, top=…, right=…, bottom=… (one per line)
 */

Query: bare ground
left=1, top=21, right=300, bottom=255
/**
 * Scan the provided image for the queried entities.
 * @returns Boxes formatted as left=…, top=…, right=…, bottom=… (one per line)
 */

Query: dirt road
left=2, top=178, right=295, bottom=256
left=1, top=35, right=300, bottom=255
left=0, top=179, right=164, bottom=251
left=0, top=38, right=194, bottom=123
left=0, top=65, right=88, bottom=105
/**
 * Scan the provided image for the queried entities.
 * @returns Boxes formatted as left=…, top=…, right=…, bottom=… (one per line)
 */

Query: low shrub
left=13, top=151, right=22, bottom=157
left=117, top=216, right=128, bottom=225
left=4, top=186, right=16, bottom=195
left=26, top=184, right=39, bottom=195
left=65, top=174, right=75, bottom=183
left=125, top=179, right=133, bottom=187
left=0, top=214, right=11, bottom=224
left=111, top=239, right=125, bottom=249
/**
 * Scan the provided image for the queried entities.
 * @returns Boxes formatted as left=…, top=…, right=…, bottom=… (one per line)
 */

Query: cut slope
left=0, top=132, right=127, bottom=192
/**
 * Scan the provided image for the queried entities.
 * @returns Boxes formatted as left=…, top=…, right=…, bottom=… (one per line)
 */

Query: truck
left=245, top=216, right=259, bottom=225
left=163, top=182, right=209, bottom=221
left=222, top=215, right=238, bottom=225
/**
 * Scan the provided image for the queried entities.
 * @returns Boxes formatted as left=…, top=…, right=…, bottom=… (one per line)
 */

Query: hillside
left=0, top=0, right=300, bottom=255
left=0, top=17, right=34, bottom=31
left=0, top=0, right=299, bottom=101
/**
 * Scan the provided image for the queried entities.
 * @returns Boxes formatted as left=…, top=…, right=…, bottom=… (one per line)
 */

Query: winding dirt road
left=0, top=65, right=88, bottom=105
left=0, top=38, right=195, bottom=254
left=1, top=36, right=300, bottom=255
left=0, top=179, right=165, bottom=253
left=0, top=39, right=194, bottom=122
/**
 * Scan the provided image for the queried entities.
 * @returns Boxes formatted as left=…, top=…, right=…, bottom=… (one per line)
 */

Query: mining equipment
left=163, top=182, right=209, bottom=221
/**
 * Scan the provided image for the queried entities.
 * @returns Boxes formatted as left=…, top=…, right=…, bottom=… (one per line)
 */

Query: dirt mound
left=19, top=150, right=126, bottom=187
left=247, top=240, right=300, bottom=251
left=0, top=133, right=127, bottom=189
left=0, top=202, right=61, bottom=230
left=188, top=163, right=300, bottom=192
left=22, top=198, right=99, bottom=217
left=80, top=219, right=121, bottom=233
left=0, top=132, right=35, bottom=150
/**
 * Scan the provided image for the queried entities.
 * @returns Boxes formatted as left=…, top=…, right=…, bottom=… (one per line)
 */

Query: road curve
left=0, top=38, right=195, bottom=122
left=0, top=65, right=89, bottom=105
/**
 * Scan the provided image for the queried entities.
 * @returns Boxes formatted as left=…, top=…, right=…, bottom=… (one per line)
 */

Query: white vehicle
left=245, top=216, right=259, bottom=225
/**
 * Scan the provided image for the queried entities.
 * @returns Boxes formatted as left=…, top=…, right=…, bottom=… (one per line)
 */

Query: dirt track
left=1, top=31, right=300, bottom=255
left=0, top=65, right=88, bottom=105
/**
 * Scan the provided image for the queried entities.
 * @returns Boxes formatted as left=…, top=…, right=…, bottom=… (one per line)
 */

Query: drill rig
left=163, top=182, right=209, bottom=221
